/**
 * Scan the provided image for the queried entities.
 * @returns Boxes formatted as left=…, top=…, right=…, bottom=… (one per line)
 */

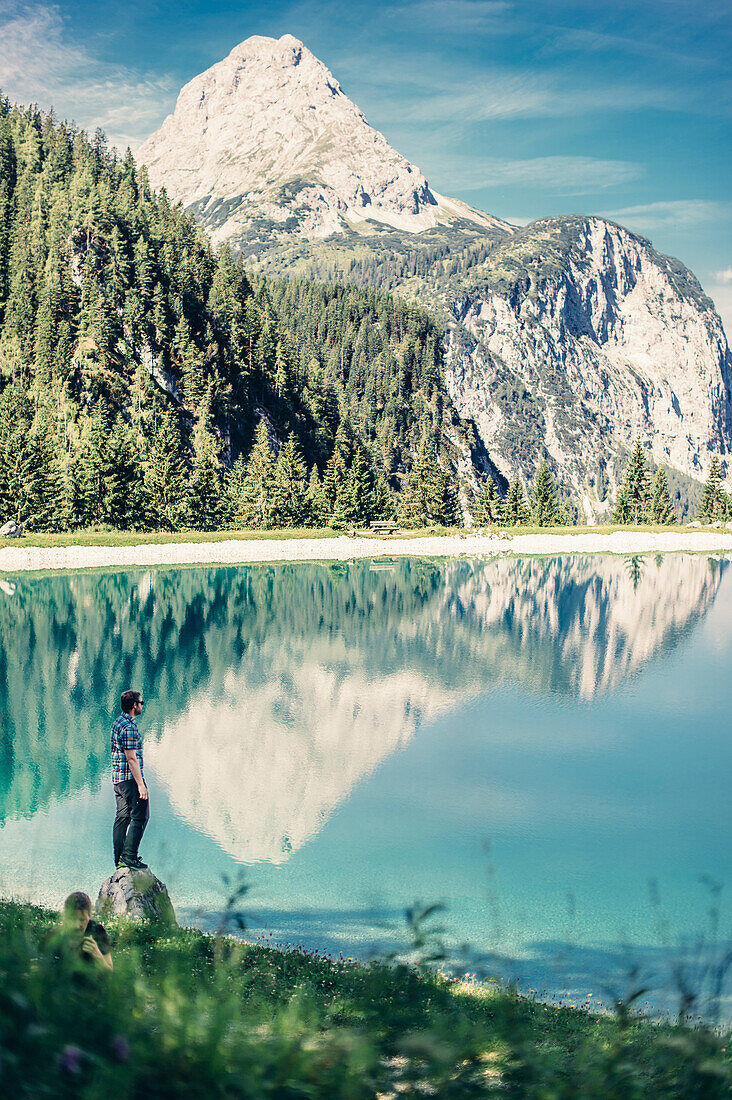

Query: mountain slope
left=137, top=34, right=508, bottom=247
left=435, top=216, right=732, bottom=517
left=137, top=34, right=732, bottom=517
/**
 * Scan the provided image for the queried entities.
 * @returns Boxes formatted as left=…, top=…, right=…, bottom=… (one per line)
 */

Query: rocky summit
left=137, top=34, right=505, bottom=246
left=137, top=34, right=732, bottom=518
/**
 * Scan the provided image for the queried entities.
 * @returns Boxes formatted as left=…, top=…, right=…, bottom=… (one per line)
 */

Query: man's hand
left=81, top=935, right=103, bottom=961
left=82, top=936, right=113, bottom=971
left=138, top=783, right=149, bottom=800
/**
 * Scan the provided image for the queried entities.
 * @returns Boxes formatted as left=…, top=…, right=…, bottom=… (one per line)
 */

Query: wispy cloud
left=391, top=0, right=512, bottom=30
left=0, top=2, right=175, bottom=150
left=404, top=73, right=674, bottom=122
left=715, top=267, right=732, bottom=283
left=601, top=200, right=729, bottom=232
left=434, top=155, right=641, bottom=194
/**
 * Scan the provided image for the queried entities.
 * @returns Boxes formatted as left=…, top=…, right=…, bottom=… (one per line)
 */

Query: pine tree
left=273, top=432, right=308, bottom=527
left=613, top=441, right=650, bottom=524
left=190, top=400, right=222, bottom=531
left=397, top=431, right=460, bottom=527
left=431, top=466, right=462, bottom=527
left=231, top=421, right=276, bottom=529
left=224, top=456, right=248, bottom=529
left=472, top=475, right=501, bottom=526
left=306, top=465, right=328, bottom=527
left=142, top=409, right=190, bottom=530
left=345, top=446, right=375, bottom=525
left=503, top=476, right=529, bottom=526
left=530, top=461, right=561, bottom=526
left=698, top=456, right=725, bottom=522
left=649, top=467, right=676, bottom=525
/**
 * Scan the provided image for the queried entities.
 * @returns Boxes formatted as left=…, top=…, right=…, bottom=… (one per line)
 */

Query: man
left=111, top=689, right=149, bottom=870
left=44, top=891, right=113, bottom=972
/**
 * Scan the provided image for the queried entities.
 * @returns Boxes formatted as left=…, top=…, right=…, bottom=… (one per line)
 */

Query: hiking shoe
left=118, top=855, right=148, bottom=870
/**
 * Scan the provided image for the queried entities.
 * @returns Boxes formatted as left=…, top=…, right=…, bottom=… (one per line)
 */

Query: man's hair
left=63, top=891, right=92, bottom=916
left=121, top=689, right=141, bottom=714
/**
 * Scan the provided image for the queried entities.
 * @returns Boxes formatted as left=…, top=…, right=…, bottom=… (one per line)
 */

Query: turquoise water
left=1, top=553, right=730, bottom=1017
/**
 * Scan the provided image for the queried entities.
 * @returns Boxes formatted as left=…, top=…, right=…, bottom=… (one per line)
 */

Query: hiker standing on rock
left=111, top=690, right=149, bottom=870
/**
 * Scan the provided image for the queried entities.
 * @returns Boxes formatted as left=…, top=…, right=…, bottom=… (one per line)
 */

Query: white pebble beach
left=1, top=529, right=732, bottom=574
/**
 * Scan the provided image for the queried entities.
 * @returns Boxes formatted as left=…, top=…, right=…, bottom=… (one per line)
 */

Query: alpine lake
left=1, top=552, right=730, bottom=1020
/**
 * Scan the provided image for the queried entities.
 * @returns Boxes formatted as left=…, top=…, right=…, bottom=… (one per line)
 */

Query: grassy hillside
left=1, top=899, right=728, bottom=1098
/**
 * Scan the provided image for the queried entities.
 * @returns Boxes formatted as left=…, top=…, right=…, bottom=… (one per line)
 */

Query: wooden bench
left=370, top=520, right=400, bottom=535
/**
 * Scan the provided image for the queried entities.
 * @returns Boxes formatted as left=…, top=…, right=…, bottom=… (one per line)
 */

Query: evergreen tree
left=142, top=409, right=190, bottom=530
left=530, top=461, right=561, bottom=526
left=649, top=467, right=676, bottom=525
left=613, top=441, right=650, bottom=524
left=306, top=465, right=328, bottom=527
left=224, top=456, right=248, bottom=529
left=190, top=399, right=222, bottom=531
left=503, top=476, right=529, bottom=526
left=273, top=433, right=309, bottom=527
left=472, top=475, right=501, bottom=526
left=398, top=431, right=461, bottom=527
left=698, top=455, right=725, bottom=522
left=231, top=421, right=276, bottom=529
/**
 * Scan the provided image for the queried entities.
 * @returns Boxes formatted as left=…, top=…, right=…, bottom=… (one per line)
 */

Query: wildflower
left=57, top=1044, right=83, bottom=1075
left=111, top=1035, right=131, bottom=1062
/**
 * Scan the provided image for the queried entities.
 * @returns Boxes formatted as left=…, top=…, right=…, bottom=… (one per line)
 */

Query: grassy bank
left=0, top=522, right=724, bottom=551
left=1, top=900, right=728, bottom=1098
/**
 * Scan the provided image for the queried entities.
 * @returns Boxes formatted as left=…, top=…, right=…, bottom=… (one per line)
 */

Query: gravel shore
left=1, top=529, right=732, bottom=574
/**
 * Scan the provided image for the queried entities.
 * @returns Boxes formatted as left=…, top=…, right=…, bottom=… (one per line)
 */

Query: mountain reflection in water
left=0, top=554, right=724, bottom=862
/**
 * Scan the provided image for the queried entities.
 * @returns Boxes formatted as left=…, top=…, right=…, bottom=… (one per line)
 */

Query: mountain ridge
left=137, top=33, right=732, bottom=518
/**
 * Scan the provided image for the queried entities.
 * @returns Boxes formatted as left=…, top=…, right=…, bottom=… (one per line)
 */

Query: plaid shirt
left=111, top=713, right=143, bottom=784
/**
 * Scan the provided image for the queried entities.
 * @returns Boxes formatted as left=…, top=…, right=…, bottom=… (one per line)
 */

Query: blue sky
left=1, top=0, right=730, bottom=332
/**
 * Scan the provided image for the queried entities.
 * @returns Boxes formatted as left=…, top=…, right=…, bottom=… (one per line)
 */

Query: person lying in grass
left=43, top=891, right=113, bottom=972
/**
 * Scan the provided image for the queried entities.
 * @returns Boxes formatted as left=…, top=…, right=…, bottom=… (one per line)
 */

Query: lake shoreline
left=1, top=529, right=732, bottom=574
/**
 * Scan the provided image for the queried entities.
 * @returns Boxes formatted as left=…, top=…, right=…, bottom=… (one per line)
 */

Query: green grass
left=1, top=899, right=729, bottom=1099
left=1, top=522, right=728, bottom=552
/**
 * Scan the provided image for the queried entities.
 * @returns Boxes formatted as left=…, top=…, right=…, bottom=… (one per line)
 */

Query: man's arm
left=123, top=749, right=148, bottom=798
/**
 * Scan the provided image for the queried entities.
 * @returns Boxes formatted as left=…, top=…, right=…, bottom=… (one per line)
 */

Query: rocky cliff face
left=437, top=217, right=732, bottom=518
left=137, top=34, right=505, bottom=246
left=137, top=36, right=732, bottom=513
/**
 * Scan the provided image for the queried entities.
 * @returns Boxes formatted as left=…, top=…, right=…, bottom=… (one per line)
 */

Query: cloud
left=600, top=200, right=729, bottom=232
left=392, top=0, right=512, bottom=29
left=388, top=65, right=674, bottom=124
left=0, top=2, right=175, bottom=151
left=715, top=267, right=732, bottom=283
left=443, top=155, right=641, bottom=194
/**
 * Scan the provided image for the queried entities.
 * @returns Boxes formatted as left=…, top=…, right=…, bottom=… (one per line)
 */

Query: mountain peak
left=137, top=35, right=504, bottom=242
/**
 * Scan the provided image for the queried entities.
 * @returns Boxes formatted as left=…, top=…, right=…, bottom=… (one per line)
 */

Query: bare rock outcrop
left=96, top=867, right=176, bottom=925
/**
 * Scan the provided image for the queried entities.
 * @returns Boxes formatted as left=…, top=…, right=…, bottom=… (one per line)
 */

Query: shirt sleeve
left=118, top=719, right=139, bottom=751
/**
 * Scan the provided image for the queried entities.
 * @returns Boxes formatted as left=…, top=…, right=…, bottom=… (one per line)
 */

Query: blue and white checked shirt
left=111, top=713, right=143, bottom=784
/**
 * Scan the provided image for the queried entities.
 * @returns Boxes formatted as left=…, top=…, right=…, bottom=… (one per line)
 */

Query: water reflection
left=0, top=555, right=725, bottom=844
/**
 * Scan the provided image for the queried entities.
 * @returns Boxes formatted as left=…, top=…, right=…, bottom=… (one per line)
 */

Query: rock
left=135, top=36, right=732, bottom=526
left=686, top=520, right=702, bottom=528
left=96, top=867, right=177, bottom=925
left=137, top=34, right=504, bottom=243
left=0, top=520, right=22, bottom=538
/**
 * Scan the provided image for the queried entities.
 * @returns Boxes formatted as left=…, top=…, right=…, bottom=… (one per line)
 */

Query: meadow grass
left=1, top=899, right=728, bottom=1098
left=0, top=522, right=724, bottom=551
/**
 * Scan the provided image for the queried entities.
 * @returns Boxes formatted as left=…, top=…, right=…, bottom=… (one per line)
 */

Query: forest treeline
left=0, top=102, right=463, bottom=531
left=0, top=103, right=727, bottom=534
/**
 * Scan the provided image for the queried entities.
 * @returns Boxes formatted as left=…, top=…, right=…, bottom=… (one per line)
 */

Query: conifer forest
left=0, top=102, right=728, bottom=534
left=0, top=103, right=462, bottom=532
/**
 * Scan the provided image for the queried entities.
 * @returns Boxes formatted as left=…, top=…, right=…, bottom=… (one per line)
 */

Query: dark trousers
left=113, top=779, right=150, bottom=863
